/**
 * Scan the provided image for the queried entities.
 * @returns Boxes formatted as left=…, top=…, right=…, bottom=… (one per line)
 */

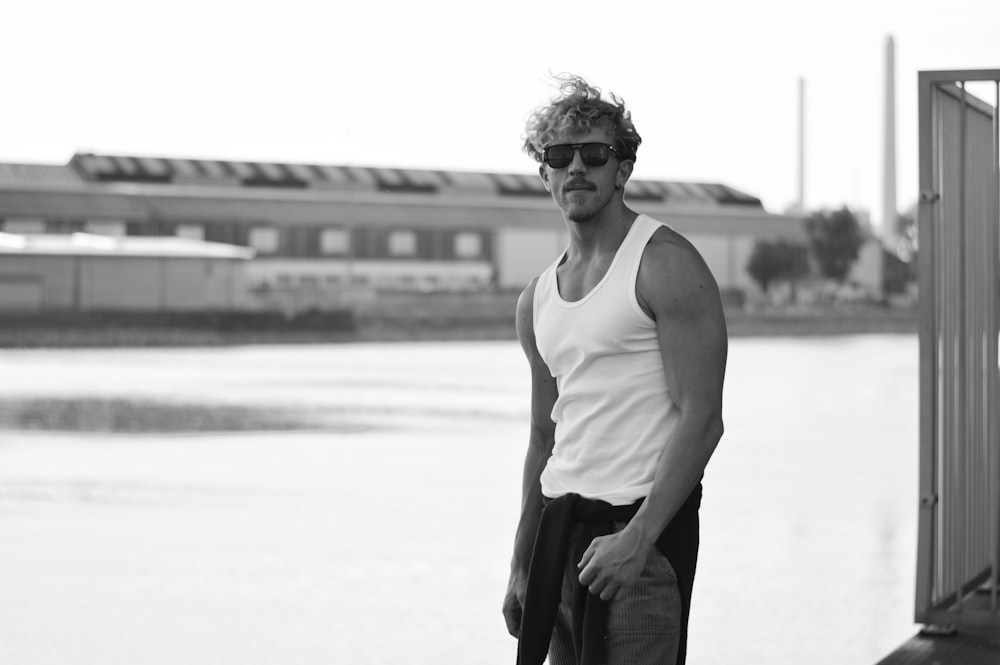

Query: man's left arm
left=578, top=232, right=728, bottom=601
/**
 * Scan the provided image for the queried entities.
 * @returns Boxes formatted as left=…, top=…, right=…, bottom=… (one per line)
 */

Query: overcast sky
left=4, top=0, right=998, bottom=230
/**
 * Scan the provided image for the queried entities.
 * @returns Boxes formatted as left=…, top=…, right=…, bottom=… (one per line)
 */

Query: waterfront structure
left=0, top=232, right=253, bottom=311
left=0, top=154, right=804, bottom=312
left=914, top=69, right=1000, bottom=630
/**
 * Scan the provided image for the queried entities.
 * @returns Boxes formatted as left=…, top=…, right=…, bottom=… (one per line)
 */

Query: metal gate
left=916, top=69, right=1000, bottom=627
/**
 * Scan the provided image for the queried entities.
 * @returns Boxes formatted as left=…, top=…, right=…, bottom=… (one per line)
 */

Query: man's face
left=538, top=126, right=630, bottom=224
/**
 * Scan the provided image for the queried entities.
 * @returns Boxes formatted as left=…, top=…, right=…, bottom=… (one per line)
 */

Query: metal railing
left=916, top=69, right=1000, bottom=627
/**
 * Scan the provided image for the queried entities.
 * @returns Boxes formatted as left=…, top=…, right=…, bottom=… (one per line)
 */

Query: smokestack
left=798, top=77, right=806, bottom=215
left=882, top=35, right=897, bottom=244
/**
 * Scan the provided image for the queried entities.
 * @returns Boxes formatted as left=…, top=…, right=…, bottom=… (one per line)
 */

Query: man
left=502, top=75, right=728, bottom=665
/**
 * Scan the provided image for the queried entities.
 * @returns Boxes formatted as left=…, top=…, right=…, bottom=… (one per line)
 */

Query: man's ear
left=539, top=164, right=551, bottom=191
left=616, top=160, right=634, bottom=189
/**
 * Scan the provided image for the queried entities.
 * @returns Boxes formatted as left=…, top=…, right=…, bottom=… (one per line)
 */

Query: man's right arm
left=502, top=278, right=558, bottom=638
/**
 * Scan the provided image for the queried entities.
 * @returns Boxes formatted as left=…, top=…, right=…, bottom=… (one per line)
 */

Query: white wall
left=849, top=239, right=884, bottom=296
left=495, top=227, right=567, bottom=290
left=683, top=233, right=759, bottom=292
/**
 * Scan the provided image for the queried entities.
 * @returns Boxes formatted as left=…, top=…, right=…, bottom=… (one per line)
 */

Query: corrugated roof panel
left=662, top=182, right=693, bottom=199
left=624, top=180, right=646, bottom=197
left=135, top=156, right=171, bottom=178
left=0, top=164, right=82, bottom=184
left=491, top=173, right=522, bottom=190
left=111, top=156, right=139, bottom=176
left=645, top=181, right=671, bottom=199
left=680, top=182, right=713, bottom=201
left=343, top=166, right=377, bottom=187
left=168, top=159, right=201, bottom=179
left=312, top=165, right=352, bottom=185
left=513, top=173, right=547, bottom=194
left=72, top=154, right=101, bottom=177
left=72, top=154, right=118, bottom=179
left=198, top=161, right=230, bottom=179
left=626, top=180, right=663, bottom=200
left=712, top=184, right=762, bottom=206
left=400, top=168, right=444, bottom=189
left=227, top=161, right=257, bottom=180
left=647, top=181, right=675, bottom=200
left=256, top=162, right=285, bottom=180
left=319, top=165, right=356, bottom=185
left=373, top=167, right=405, bottom=187
left=284, top=163, right=316, bottom=182
left=442, top=170, right=496, bottom=191
left=91, top=155, right=117, bottom=175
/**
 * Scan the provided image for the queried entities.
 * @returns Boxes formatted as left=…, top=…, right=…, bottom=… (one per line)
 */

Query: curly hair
left=522, top=74, right=642, bottom=164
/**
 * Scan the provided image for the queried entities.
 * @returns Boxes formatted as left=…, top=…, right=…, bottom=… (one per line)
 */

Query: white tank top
left=533, top=214, right=680, bottom=506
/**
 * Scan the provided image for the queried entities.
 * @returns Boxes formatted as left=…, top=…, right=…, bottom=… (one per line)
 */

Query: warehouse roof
left=0, top=232, right=255, bottom=259
left=0, top=163, right=83, bottom=184
left=56, top=153, right=764, bottom=208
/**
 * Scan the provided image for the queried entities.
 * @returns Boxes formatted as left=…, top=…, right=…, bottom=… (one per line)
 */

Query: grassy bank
left=0, top=293, right=917, bottom=348
left=724, top=306, right=917, bottom=337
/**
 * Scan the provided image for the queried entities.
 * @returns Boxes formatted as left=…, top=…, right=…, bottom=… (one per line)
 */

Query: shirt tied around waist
left=516, top=486, right=701, bottom=665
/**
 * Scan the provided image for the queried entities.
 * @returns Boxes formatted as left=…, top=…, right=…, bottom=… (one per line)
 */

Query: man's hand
left=577, top=526, right=653, bottom=601
left=502, top=568, right=528, bottom=637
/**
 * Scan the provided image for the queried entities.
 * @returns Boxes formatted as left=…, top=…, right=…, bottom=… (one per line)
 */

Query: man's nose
left=567, top=149, right=587, bottom=174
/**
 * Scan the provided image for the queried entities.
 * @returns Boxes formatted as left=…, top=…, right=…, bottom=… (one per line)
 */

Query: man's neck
left=564, top=204, right=639, bottom=260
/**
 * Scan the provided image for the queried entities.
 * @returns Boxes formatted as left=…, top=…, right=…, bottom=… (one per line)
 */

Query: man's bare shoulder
left=516, top=277, right=539, bottom=324
left=638, top=224, right=722, bottom=316
left=515, top=277, right=540, bottom=355
left=642, top=225, right=714, bottom=284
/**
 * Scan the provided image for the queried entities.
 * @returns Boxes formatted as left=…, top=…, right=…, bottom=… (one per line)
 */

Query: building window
left=388, top=230, right=417, bottom=257
left=454, top=232, right=482, bottom=259
left=321, top=229, right=350, bottom=255
left=85, top=219, right=126, bottom=236
left=3, top=218, right=46, bottom=234
left=176, top=224, right=205, bottom=241
left=46, top=219, right=86, bottom=234
left=249, top=227, right=279, bottom=254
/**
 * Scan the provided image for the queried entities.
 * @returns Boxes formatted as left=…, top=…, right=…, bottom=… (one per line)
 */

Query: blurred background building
left=0, top=154, right=804, bottom=313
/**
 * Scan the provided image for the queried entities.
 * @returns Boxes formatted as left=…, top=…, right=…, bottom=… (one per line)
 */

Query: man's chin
left=566, top=210, right=596, bottom=224
left=563, top=202, right=600, bottom=223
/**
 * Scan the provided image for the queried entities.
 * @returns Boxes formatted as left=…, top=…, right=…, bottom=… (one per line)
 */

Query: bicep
left=528, top=358, right=558, bottom=441
left=642, top=244, right=728, bottom=414
left=515, top=281, right=558, bottom=442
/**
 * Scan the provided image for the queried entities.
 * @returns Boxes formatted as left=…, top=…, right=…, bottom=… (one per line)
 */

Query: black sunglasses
left=542, top=142, right=620, bottom=169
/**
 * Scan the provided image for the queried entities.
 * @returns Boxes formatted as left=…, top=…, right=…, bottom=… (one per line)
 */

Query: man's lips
left=564, top=181, right=595, bottom=192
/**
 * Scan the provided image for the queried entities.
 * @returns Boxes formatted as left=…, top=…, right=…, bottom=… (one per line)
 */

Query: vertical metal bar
left=916, top=72, right=939, bottom=622
left=942, top=86, right=955, bottom=610
left=981, top=96, right=991, bottom=606
left=956, top=81, right=968, bottom=613
left=986, top=80, right=1000, bottom=614
left=968, top=97, right=992, bottom=600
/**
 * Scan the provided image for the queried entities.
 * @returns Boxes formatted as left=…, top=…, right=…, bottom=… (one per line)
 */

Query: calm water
left=0, top=336, right=919, bottom=664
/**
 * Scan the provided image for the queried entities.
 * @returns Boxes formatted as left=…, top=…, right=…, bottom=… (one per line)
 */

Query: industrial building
left=0, top=155, right=804, bottom=312
left=0, top=232, right=253, bottom=312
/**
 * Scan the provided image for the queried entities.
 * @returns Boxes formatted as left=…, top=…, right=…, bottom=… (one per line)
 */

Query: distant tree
left=895, top=204, right=917, bottom=260
left=882, top=203, right=918, bottom=294
left=804, top=207, right=867, bottom=283
left=882, top=247, right=915, bottom=295
left=746, top=239, right=811, bottom=295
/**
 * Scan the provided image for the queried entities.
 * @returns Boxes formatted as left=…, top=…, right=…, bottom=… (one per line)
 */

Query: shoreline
left=0, top=306, right=917, bottom=348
